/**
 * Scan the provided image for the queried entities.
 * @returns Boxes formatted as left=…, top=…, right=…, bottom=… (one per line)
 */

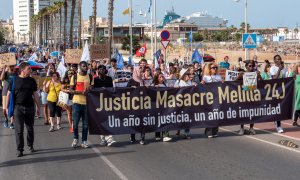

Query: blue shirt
left=219, top=62, right=230, bottom=69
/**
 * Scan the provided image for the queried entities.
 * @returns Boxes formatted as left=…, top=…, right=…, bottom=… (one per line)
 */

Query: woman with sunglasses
left=235, top=60, right=262, bottom=135
left=174, top=68, right=196, bottom=139
left=61, top=70, right=75, bottom=133
left=201, top=62, right=223, bottom=138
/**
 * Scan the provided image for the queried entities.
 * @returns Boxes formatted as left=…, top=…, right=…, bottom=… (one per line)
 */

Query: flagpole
left=129, top=0, right=133, bottom=60
left=154, top=0, right=157, bottom=53
left=151, top=10, right=154, bottom=62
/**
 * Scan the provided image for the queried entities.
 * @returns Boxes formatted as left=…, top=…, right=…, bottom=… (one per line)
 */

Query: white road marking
left=220, top=127, right=300, bottom=154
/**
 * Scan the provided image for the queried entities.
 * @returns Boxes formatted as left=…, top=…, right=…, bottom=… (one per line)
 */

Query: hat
left=180, top=68, right=189, bottom=77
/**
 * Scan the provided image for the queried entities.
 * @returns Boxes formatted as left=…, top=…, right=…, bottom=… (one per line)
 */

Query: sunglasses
left=211, top=67, right=218, bottom=70
left=248, top=65, right=254, bottom=68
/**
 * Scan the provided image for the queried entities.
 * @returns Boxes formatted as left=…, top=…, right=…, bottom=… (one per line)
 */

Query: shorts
left=48, top=101, right=62, bottom=118
left=2, top=96, right=7, bottom=110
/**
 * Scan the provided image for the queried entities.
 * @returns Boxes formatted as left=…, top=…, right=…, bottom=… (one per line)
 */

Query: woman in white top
left=174, top=68, right=196, bottom=139
left=201, top=62, right=223, bottom=138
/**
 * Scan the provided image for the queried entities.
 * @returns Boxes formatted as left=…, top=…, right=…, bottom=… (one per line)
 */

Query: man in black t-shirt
left=6, top=62, right=40, bottom=157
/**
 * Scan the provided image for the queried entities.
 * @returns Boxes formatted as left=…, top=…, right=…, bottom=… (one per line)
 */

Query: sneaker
left=207, top=135, right=214, bottom=138
left=140, top=140, right=145, bottom=145
left=130, top=138, right=136, bottom=143
left=69, top=127, right=74, bottom=133
left=16, top=151, right=23, bottom=157
left=28, top=146, right=35, bottom=153
left=163, top=137, right=172, bottom=142
left=293, top=121, right=300, bottom=127
left=107, top=140, right=116, bottom=147
left=57, top=124, right=62, bottom=130
left=249, top=128, right=256, bottom=135
left=49, top=126, right=55, bottom=132
left=155, top=137, right=161, bottom=141
left=81, top=141, right=89, bottom=148
left=71, top=139, right=78, bottom=148
left=238, top=128, right=245, bottom=135
left=9, top=123, right=15, bottom=129
left=100, top=140, right=107, bottom=146
left=4, top=120, right=8, bottom=128
left=276, top=127, right=284, bottom=133
left=212, top=134, right=218, bottom=138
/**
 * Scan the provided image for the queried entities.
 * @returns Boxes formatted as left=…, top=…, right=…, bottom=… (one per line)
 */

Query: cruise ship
left=160, top=9, right=228, bottom=28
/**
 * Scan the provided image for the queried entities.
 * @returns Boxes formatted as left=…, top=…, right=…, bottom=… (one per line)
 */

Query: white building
left=34, top=0, right=50, bottom=15
left=13, top=0, right=34, bottom=43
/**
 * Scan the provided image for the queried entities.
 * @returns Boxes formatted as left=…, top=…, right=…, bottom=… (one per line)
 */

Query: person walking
left=6, top=62, right=40, bottom=157
left=70, top=61, right=94, bottom=148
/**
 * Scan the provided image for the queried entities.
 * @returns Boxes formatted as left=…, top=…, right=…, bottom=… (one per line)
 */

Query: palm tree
left=78, top=0, right=82, bottom=48
left=91, top=0, right=97, bottom=44
left=69, top=0, right=76, bottom=48
left=63, top=0, right=68, bottom=48
left=107, top=0, right=114, bottom=62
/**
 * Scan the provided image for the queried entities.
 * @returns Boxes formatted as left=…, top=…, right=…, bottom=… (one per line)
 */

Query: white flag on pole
left=81, top=41, right=90, bottom=62
left=57, top=62, right=68, bottom=81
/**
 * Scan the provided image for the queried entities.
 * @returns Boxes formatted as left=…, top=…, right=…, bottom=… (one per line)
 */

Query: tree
left=193, top=33, right=203, bottom=42
left=108, top=0, right=114, bottom=62
left=239, top=22, right=251, bottom=33
left=91, top=0, right=97, bottom=44
left=0, top=30, right=5, bottom=45
left=69, top=0, right=76, bottom=48
left=121, top=35, right=141, bottom=54
left=63, top=0, right=68, bottom=48
left=78, top=0, right=82, bottom=48
left=95, top=35, right=107, bottom=44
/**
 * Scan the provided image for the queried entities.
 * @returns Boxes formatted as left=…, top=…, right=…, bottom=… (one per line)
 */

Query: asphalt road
left=1, top=114, right=300, bottom=180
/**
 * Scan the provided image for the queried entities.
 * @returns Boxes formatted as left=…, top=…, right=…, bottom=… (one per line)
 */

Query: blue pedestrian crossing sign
left=242, top=33, right=257, bottom=49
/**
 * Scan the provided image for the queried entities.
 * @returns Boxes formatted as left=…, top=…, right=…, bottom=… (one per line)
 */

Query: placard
left=0, top=53, right=16, bottom=66
left=116, top=70, right=132, bottom=80
left=243, top=72, right=257, bottom=90
left=65, top=49, right=83, bottom=64
left=90, top=44, right=110, bottom=60
left=114, top=81, right=129, bottom=87
left=225, top=70, right=240, bottom=81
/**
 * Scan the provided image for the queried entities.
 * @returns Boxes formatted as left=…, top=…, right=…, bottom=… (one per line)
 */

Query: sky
left=1, top=0, right=299, bottom=28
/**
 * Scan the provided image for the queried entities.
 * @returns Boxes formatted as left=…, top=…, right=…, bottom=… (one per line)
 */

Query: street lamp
left=235, top=0, right=249, bottom=60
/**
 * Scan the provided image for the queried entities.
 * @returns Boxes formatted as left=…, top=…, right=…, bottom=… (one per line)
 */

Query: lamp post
left=235, top=0, right=249, bottom=60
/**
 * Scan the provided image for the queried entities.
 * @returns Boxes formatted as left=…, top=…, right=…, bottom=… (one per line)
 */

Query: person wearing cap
left=174, top=68, right=196, bottom=139
left=219, top=56, right=230, bottom=69
left=94, top=65, right=116, bottom=147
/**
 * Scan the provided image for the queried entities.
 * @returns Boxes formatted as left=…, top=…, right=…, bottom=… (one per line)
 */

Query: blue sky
left=1, top=0, right=299, bottom=28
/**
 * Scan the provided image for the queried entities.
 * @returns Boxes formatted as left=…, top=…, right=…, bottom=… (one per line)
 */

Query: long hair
left=203, top=62, right=219, bottom=76
left=152, top=72, right=164, bottom=86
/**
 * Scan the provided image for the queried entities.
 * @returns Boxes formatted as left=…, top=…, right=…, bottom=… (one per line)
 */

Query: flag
left=136, top=44, right=147, bottom=57
left=117, top=54, right=125, bottom=69
left=81, top=41, right=90, bottom=62
left=189, top=31, right=193, bottom=43
left=112, top=48, right=119, bottom=59
left=148, top=0, right=152, bottom=13
left=154, top=49, right=161, bottom=69
left=123, top=8, right=130, bottom=15
left=61, top=56, right=65, bottom=64
left=28, top=53, right=38, bottom=61
left=128, top=56, right=133, bottom=66
left=191, top=48, right=203, bottom=64
left=57, top=61, right=67, bottom=81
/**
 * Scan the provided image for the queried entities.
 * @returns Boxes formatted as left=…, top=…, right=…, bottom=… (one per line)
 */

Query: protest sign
left=165, top=79, right=177, bottom=87
left=243, top=72, right=257, bottom=90
left=87, top=78, right=294, bottom=135
left=0, top=53, right=16, bottom=66
left=90, top=44, right=110, bottom=60
left=141, top=79, right=153, bottom=86
left=114, top=81, right=129, bottom=87
left=116, top=70, right=132, bottom=80
left=65, top=49, right=83, bottom=64
left=225, top=70, right=240, bottom=81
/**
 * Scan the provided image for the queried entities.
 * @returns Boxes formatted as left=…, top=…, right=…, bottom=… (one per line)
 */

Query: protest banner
left=65, top=49, right=83, bottom=64
left=243, top=72, right=257, bottom=90
left=90, top=44, right=110, bottom=60
left=0, top=53, right=16, bottom=66
left=165, top=79, right=177, bottom=87
left=116, top=70, right=132, bottom=80
left=141, top=79, right=153, bottom=86
left=225, top=70, right=240, bottom=81
left=87, top=78, right=294, bottom=135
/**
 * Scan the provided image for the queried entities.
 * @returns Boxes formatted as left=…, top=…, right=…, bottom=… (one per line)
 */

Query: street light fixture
left=234, top=0, right=249, bottom=60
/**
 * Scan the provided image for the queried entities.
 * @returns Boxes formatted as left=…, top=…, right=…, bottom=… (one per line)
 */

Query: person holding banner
left=293, top=63, right=300, bottom=127
left=174, top=68, right=196, bottom=139
left=201, top=62, right=223, bottom=138
left=94, top=65, right=116, bottom=147
left=270, top=55, right=286, bottom=133
left=152, top=73, right=172, bottom=142
left=70, top=61, right=94, bottom=148
left=235, top=60, right=262, bottom=135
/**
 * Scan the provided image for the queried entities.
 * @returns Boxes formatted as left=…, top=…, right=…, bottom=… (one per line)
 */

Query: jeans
left=14, top=105, right=35, bottom=152
left=72, top=103, right=88, bottom=142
